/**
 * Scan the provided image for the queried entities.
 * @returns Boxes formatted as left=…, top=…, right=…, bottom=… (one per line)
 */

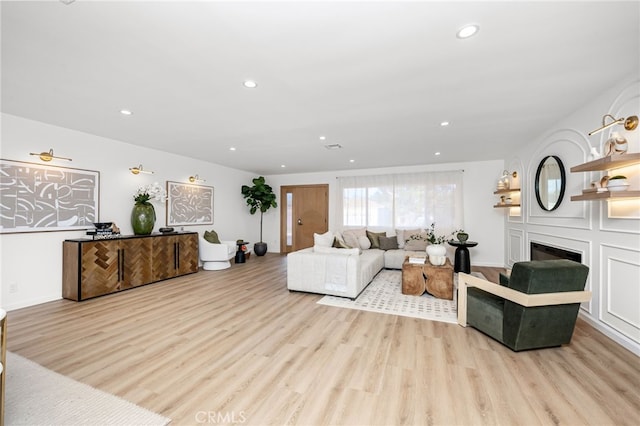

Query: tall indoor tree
left=241, top=176, right=278, bottom=256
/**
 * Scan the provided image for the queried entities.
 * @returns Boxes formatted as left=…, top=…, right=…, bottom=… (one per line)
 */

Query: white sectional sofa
left=287, top=228, right=437, bottom=299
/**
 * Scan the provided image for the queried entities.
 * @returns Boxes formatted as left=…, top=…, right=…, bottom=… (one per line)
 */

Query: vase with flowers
left=131, top=182, right=166, bottom=235
left=424, top=223, right=458, bottom=265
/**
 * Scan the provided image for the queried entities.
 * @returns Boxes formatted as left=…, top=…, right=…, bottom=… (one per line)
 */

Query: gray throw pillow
left=378, top=236, right=398, bottom=250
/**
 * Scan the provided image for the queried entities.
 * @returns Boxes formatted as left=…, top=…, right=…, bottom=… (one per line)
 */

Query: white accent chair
left=199, top=237, right=236, bottom=270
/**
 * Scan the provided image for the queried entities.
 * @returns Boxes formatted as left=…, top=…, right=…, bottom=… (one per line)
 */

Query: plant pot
left=426, top=244, right=446, bottom=257
left=456, top=232, right=469, bottom=243
left=131, top=203, right=155, bottom=235
left=254, top=242, right=268, bottom=256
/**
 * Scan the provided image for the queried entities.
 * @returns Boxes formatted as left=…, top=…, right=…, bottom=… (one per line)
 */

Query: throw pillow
left=203, top=229, right=221, bottom=244
left=378, top=235, right=398, bottom=250
left=396, top=228, right=421, bottom=249
left=357, top=235, right=372, bottom=250
left=332, top=237, right=352, bottom=249
left=366, top=230, right=387, bottom=249
left=342, top=228, right=366, bottom=249
left=313, top=231, right=334, bottom=248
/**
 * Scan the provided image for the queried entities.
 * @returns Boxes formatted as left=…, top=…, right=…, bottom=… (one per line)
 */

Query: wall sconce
left=129, top=164, right=154, bottom=175
left=501, top=170, right=518, bottom=179
left=188, top=174, right=206, bottom=183
left=29, top=148, right=72, bottom=162
left=588, top=114, right=638, bottom=136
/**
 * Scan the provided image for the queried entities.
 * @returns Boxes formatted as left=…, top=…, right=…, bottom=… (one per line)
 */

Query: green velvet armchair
left=458, top=259, right=591, bottom=351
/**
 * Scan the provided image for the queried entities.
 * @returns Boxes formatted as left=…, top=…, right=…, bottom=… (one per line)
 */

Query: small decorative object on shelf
left=456, top=231, right=469, bottom=243
left=607, top=175, right=629, bottom=192
left=87, top=222, right=121, bottom=239
left=570, top=152, right=639, bottom=201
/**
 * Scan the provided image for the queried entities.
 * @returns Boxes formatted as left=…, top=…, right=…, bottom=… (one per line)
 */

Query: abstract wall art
left=0, top=159, right=100, bottom=233
left=166, top=181, right=214, bottom=226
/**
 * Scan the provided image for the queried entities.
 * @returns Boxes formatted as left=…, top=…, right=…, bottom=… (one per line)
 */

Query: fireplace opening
left=530, top=242, right=581, bottom=263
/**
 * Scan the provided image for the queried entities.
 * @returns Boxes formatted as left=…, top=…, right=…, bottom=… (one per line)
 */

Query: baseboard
left=578, top=311, right=640, bottom=357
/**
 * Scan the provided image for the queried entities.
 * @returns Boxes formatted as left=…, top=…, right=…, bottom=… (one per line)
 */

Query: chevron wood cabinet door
left=63, top=233, right=198, bottom=301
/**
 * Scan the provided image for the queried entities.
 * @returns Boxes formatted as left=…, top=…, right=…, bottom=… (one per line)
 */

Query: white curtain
left=336, top=170, right=464, bottom=235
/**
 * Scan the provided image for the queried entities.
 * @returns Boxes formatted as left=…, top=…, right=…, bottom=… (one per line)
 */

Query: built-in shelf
left=570, top=152, right=639, bottom=202
left=494, top=203, right=521, bottom=208
left=570, top=190, right=640, bottom=201
left=493, top=188, right=521, bottom=195
left=570, top=153, right=640, bottom=172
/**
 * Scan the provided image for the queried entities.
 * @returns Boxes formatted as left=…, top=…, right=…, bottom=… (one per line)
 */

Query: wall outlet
left=9, top=282, right=18, bottom=293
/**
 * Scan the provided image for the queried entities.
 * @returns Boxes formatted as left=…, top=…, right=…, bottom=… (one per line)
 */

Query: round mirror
left=535, top=155, right=566, bottom=211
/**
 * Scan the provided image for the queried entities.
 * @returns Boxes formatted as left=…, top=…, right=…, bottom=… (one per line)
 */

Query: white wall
left=265, top=159, right=506, bottom=268
left=0, top=113, right=258, bottom=310
left=504, top=76, right=640, bottom=355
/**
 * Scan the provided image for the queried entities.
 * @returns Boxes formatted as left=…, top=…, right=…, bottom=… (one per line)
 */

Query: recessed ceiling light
left=120, top=109, right=133, bottom=116
left=349, top=159, right=355, bottom=163
left=456, top=24, right=479, bottom=39
left=319, top=136, right=326, bottom=140
left=440, top=121, right=450, bottom=127
left=435, top=152, right=441, bottom=156
left=243, top=80, right=257, bottom=88
left=281, top=165, right=286, bottom=168
left=229, top=147, right=236, bottom=151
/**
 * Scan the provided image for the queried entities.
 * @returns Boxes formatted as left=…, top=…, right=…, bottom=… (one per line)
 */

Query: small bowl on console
left=92, top=222, right=113, bottom=230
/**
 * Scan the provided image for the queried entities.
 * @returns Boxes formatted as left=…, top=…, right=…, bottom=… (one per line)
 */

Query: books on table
left=408, top=256, right=426, bottom=264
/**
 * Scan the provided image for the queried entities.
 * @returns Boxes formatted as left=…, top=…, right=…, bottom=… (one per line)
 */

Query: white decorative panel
left=507, top=228, right=524, bottom=267
left=600, top=244, right=640, bottom=343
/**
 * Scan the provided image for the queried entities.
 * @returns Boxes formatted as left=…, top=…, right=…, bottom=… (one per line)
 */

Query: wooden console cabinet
left=63, top=232, right=198, bottom=301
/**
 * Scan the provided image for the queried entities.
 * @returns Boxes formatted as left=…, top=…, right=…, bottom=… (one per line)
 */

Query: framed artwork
left=166, top=181, right=214, bottom=226
left=0, top=159, right=100, bottom=233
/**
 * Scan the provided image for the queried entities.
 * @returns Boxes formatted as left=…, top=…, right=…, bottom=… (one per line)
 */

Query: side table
left=235, top=241, right=249, bottom=264
left=448, top=240, right=478, bottom=274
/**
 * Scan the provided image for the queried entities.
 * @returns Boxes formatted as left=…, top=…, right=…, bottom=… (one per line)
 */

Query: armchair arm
left=457, top=272, right=592, bottom=327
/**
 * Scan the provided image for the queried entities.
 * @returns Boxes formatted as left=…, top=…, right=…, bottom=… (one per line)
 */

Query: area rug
left=5, top=351, right=170, bottom=426
left=317, top=269, right=485, bottom=324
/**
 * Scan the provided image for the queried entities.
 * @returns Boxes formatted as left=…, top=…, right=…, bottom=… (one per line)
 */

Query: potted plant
left=241, top=176, right=278, bottom=256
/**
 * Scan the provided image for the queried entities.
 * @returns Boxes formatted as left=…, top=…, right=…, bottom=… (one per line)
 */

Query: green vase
left=131, top=203, right=156, bottom=235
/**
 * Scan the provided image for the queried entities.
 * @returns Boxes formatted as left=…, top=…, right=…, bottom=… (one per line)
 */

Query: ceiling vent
left=324, top=143, right=342, bottom=150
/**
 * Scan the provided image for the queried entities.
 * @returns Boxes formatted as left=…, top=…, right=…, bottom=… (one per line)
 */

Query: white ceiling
left=2, top=1, right=639, bottom=175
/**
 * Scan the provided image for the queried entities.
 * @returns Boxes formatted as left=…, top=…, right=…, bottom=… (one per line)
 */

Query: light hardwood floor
left=6, top=254, right=640, bottom=425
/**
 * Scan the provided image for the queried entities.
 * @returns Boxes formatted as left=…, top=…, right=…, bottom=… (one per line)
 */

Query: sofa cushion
left=342, top=228, right=366, bottom=249
left=379, top=235, right=398, bottom=250
left=359, top=249, right=386, bottom=285
left=403, top=231, right=429, bottom=251
left=396, top=228, right=421, bottom=248
left=366, top=230, right=387, bottom=249
left=203, top=229, right=221, bottom=244
left=314, top=245, right=361, bottom=255
left=314, top=231, right=335, bottom=247
left=383, top=249, right=426, bottom=269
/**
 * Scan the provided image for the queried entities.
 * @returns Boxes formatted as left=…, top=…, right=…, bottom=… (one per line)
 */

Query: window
left=337, top=171, right=463, bottom=234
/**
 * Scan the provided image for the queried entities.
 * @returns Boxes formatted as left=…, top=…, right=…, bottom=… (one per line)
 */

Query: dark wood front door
left=280, top=184, right=329, bottom=253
